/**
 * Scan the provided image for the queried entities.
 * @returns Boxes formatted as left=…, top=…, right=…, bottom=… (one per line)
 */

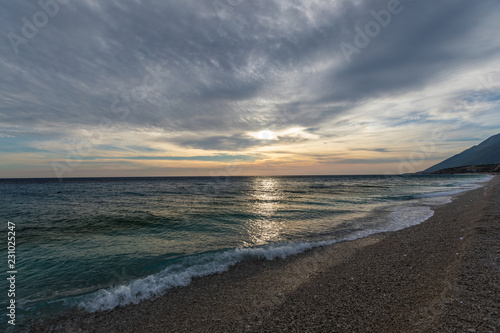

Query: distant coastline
left=420, top=164, right=500, bottom=175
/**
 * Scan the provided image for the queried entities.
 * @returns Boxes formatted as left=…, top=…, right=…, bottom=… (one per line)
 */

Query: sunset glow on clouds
left=1, top=0, right=500, bottom=177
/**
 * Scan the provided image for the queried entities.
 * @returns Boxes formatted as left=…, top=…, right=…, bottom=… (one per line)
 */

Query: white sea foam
left=78, top=241, right=331, bottom=312
left=416, top=175, right=492, bottom=205
left=386, top=206, right=434, bottom=230
left=417, top=189, right=466, bottom=199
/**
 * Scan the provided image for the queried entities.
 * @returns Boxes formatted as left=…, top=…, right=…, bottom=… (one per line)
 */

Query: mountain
left=424, top=133, right=500, bottom=173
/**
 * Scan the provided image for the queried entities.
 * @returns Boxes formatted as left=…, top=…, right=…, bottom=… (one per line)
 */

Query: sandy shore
left=29, top=176, right=500, bottom=332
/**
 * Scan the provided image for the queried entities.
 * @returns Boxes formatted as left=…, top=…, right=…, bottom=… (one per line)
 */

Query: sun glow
left=253, top=130, right=277, bottom=140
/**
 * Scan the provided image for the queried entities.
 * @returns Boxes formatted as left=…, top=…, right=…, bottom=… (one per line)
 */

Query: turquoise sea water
left=0, top=174, right=492, bottom=328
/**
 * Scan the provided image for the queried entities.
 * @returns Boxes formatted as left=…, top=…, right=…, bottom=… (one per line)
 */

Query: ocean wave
left=416, top=177, right=491, bottom=200
left=77, top=203, right=437, bottom=313
left=77, top=241, right=327, bottom=312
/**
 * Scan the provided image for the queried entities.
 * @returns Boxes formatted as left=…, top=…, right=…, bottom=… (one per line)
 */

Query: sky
left=1, top=0, right=500, bottom=178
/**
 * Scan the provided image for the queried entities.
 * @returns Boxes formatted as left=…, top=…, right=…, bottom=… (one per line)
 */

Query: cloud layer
left=1, top=0, right=500, bottom=176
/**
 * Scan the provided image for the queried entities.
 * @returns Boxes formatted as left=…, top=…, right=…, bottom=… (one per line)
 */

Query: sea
left=0, top=174, right=492, bottom=328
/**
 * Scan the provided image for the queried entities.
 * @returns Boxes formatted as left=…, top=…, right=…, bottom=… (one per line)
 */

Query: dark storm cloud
left=0, top=0, right=499, bottom=139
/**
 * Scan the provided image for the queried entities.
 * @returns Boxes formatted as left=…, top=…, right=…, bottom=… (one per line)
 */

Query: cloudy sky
left=1, top=0, right=499, bottom=177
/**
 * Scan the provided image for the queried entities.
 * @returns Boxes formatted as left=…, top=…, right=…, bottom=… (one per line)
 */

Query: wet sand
left=29, top=176, right=500, bottom=332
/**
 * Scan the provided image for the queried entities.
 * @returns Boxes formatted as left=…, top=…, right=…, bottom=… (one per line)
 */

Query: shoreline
left=28, top=176, right=499, bottom=332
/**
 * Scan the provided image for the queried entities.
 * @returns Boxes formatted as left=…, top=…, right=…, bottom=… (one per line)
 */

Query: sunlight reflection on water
left=244, top=177, right=285, bottom=245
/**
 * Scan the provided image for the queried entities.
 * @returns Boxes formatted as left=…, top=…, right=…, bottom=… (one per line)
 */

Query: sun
left=254, top=130, right=277, bottom=140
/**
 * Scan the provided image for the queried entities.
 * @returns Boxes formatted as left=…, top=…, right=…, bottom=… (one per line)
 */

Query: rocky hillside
left=424, top=133, right=500, bottom=173
left=430, top=164, right=500, bottom=174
